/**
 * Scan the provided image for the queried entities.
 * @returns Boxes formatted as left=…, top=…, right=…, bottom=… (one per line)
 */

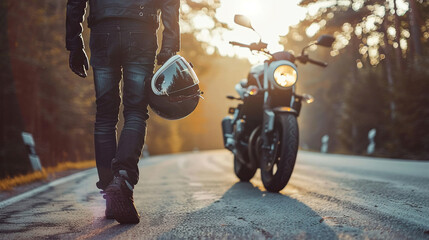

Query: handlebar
left=307, top=58, right=328, bottom=67
left=229, top=41, right=268, bottom=51
left=296, top=55, right=328, bottom=67
left=229, top=42, right=328, bottom=67
left=229, top=41, right=251, bottom=48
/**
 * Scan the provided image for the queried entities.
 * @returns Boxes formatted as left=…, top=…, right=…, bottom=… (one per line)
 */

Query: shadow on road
left=159, top=181, right=339, bottom=239
left=72, top=221, right=137, bottom=240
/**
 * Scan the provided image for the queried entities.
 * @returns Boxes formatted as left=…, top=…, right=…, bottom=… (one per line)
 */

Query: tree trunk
left=408, top=0, right=423, bottom=57
left=380, top=18, right=396, bottom=121
left=0, top=0, right=32, bottom=178
left=393, top=0, right=403, bottom=69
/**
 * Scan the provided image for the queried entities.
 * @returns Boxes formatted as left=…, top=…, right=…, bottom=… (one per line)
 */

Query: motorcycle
left=222, top=15, right=335, bottom=192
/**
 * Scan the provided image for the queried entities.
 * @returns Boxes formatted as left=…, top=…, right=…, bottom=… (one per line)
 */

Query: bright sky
left=186, top=0, right=308, bottom=63
left=183, top=0, right=410, bottom=64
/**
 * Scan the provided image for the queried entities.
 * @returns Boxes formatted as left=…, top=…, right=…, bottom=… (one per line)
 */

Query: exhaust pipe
left=221, top=117, right=235, bottom=150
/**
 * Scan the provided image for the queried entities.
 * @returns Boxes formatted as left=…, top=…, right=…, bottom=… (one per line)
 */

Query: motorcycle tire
left=260, top=113, right=298, bottom=192
left=234, top=155, right=257, bottom=182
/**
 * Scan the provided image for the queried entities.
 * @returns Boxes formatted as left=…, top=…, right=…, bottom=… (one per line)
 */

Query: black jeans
left=90, top=19, right=157, bottom=190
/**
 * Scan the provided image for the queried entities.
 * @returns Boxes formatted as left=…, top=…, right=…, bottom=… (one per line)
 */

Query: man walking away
left=66, top=0, right=180, bottom=224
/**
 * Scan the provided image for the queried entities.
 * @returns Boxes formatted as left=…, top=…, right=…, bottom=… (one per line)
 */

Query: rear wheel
left=234, top=155, right=257, bottom=182
left=260, top=114, right=298, bottom=192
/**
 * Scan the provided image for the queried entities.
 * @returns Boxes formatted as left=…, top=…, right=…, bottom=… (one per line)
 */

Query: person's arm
left=157, top=0, right=180, bottom=64
left=66, top=0, right=89, bottom=78
left=66, top=0, right=88, bottom=51
left=161, top=0, right=180, bottom=52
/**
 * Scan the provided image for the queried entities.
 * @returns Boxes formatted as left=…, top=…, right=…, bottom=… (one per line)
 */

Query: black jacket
left=66, top=0, right=180, bottom=52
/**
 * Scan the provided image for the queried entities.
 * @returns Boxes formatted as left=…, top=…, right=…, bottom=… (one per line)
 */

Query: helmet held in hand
left=149, top=55, right=202, bottom=120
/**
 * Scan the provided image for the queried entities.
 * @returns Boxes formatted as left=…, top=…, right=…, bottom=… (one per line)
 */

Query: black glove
left=69, top=49, right=89, bottom=78
left=156, top=48, right=176, bottom=65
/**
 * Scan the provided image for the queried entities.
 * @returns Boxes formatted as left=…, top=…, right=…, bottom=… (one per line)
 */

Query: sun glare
left=239, top=0, right=260, bottom=18
left=213, top=0, right=307, bottom=63
left=306, top=23, right=321, bottom=38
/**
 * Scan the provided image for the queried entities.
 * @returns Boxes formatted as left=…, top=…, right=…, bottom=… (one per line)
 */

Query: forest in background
left=291, top=0, right=429, bottom=159
left=1, top=0, right=428, bottom=178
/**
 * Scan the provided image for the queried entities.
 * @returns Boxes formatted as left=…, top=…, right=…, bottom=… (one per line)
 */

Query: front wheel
left=260, top=114, right=299, bottom=192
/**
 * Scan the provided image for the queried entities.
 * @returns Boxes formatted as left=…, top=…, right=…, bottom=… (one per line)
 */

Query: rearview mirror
left=315, top=35, right=335, bottom=48
left=234, top=14, right=254, bottom=30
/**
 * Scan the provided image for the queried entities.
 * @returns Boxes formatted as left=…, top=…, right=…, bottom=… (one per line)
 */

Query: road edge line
left=0, top=168, right=96, bottom=209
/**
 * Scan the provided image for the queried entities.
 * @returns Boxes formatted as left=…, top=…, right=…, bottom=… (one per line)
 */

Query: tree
left=0, top=1, right=33, bottom=177
left=293, top=0, right=429, bottom=158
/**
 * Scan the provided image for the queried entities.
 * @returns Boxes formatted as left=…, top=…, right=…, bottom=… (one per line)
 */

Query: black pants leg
left=90, top=19, right=156, bottom=189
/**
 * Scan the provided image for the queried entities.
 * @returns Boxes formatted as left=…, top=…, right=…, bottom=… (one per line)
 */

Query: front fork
left=261, top=61, right=276, bottom=171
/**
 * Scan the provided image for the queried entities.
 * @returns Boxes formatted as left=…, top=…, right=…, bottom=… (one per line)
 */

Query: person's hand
left=156, top=48, right=176, bottom=65
left=69, top=49, right=89, bottom=78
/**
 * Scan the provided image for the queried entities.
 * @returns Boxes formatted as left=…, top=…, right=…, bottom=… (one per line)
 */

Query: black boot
left=105, top=170, right=140, bottom=224
left=111, top=129, right=145, bottom=186
left=94, top=134, right=116, bottom=190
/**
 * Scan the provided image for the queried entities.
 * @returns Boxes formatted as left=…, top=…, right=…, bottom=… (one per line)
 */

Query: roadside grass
left=0, top=160, right=95, bottom=191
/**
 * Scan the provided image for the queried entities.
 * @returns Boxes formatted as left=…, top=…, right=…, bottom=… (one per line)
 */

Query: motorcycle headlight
left=268, top=60, right=298, bottom=89
left=273, top=65, right=297, bottom=88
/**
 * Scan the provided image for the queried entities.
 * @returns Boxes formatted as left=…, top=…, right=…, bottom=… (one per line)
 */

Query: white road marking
left=0, top=168, right=96, bottom=209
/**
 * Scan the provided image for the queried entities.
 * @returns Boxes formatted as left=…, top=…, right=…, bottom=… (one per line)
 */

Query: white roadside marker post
left=321, top=135, right=329, bottom=153
left=21, top=132, right=42, bottom=171
left=367, top=128, right=376, bottom=155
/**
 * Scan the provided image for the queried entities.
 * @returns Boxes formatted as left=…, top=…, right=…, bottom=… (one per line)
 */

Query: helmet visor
left=152, top=56, right=199, bottom=96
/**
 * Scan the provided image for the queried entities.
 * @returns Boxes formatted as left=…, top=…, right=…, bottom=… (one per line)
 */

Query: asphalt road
left=0, top=150, right=428, bottom=239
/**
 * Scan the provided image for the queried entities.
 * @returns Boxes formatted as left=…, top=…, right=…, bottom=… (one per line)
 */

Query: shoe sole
left=106, top=187, right=140, bottom=224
